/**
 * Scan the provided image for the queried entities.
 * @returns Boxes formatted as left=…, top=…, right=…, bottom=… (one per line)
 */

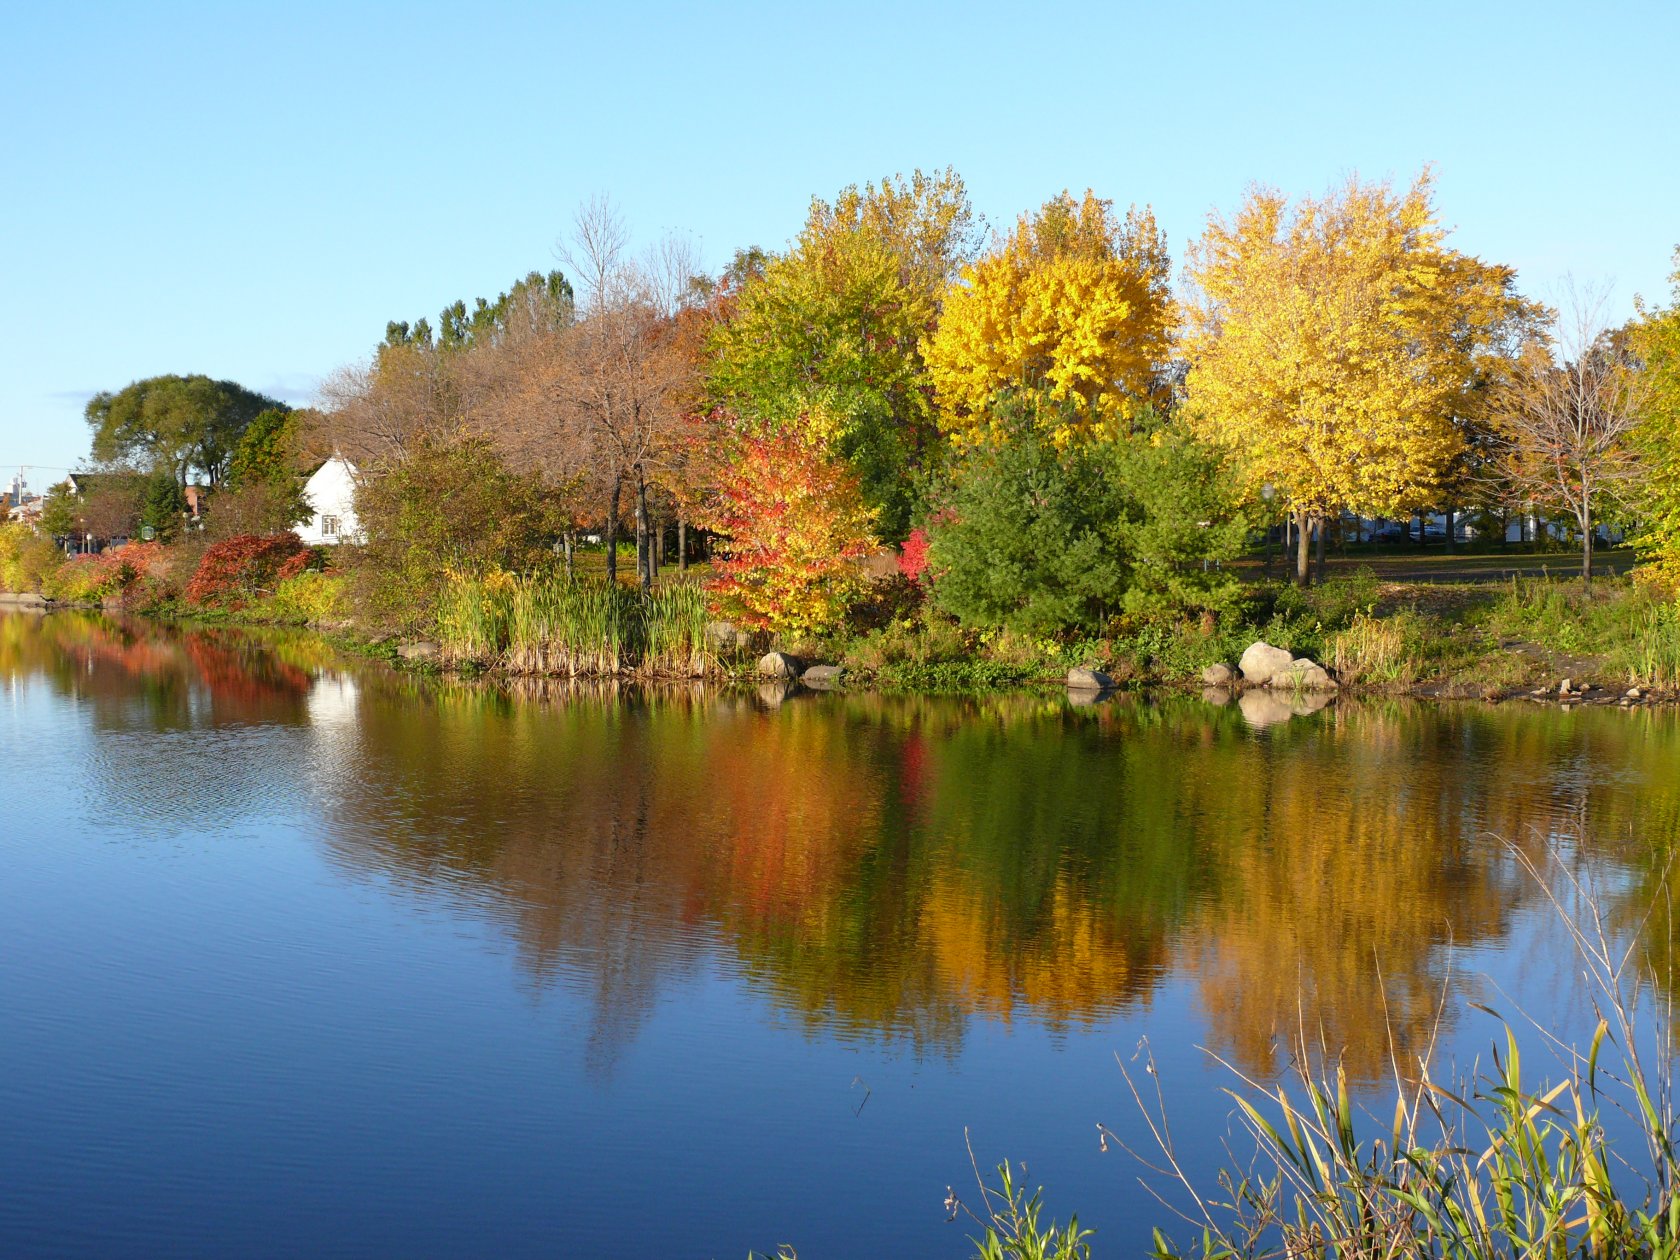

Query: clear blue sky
left=3, top=0, right=1676, bottom=481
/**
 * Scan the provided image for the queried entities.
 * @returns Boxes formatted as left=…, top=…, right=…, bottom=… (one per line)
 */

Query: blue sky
left=2, top=0, right=1676, bottom=480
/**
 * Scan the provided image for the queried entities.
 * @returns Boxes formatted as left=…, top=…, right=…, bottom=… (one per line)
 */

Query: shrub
left=0, top=524, right=63, bottom=593
left=703, top=429, right=878, bottom=639
left=186, top=533, right=313, bottom=608
left=352, top=433, right=555, bottom=634
left=927, top=401, right=1250, bottom=637
left=271, top=571, right=348, bottom=624
left=41, top=541, right=165, bottom=603
left=928, top=412, right=1130, bottom=636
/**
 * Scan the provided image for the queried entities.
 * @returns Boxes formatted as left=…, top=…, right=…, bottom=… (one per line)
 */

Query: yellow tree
left=1181, top=171, right=1528, bottom=583
left=922, top=190, right=1172, bottom=445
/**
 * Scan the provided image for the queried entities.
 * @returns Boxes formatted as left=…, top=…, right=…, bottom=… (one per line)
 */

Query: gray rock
left=397, top=640, right=440, bottom=662
left=1628, top=687, right=1643, bottom=699
left=1559, top=677, right=1573, bottom=695
left=0, top=591, right=47, bottom=608
left=1275, top=658, right=1335, bottom=691
left=706, top=620, right=752, bottom=651
left=1201, top=662, right=1235, bottom=687
left=1067, top=667, right=1114, bottom=691
left=757, top=651, right=804, bottom=679
left=801, top=664, right=844, bottom=689
left=1238, top=641, right=1295, bottom=686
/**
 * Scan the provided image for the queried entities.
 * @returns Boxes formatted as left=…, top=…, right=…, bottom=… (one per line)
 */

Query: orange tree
left=701, top=426, right=877, bottom=639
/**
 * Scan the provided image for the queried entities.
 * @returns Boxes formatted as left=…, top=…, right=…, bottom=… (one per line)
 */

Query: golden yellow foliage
left=923, top=191, right=1172, bottom=444
left=1181, top=170, right=1527, bottom=518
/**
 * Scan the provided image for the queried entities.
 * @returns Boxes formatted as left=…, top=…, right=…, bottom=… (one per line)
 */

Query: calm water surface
left=3, top=611, right=1677, bottom=1257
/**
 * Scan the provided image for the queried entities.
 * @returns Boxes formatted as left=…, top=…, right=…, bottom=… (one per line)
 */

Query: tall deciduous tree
left=923, top=191, right=1172, bottom=445
left=85, top=375, right=287, bottom=486
left=1181, top=171, right=1531, bottom=584
left=1632, top=250, right=1680, bottom=591
left=1493, top=284, right=1650, bottom=585
left=707, top=169, right=978, bottom=538
left=556, top=198, right=701, bottom=590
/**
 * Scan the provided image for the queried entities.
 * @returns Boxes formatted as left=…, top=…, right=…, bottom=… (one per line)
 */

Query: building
left=295, top=455, right=362, bottom=546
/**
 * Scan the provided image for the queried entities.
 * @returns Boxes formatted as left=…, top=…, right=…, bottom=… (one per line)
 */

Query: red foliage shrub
left=45, top=542, right=170, bottom=603
left=898, top=527, right=931, bottom=583
left=700, top=429, right=877, bottom=637
left=186, top=533, right=314, bottom=608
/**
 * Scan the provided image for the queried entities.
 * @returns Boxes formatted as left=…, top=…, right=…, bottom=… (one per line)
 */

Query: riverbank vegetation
left=10, top=168, right=1680, bottom=690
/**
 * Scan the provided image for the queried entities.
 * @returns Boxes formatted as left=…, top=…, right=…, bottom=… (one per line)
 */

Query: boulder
left=706, top=620, right=751, bottom=652
left=1559, top=677, right=1573, bottom=695
left=397, top=640, right=440, bottom=662
left=1201, top=662, right=1235, bottom=687
left=1067, top=667, right=1114, bottom=692
left=1238, top=641, right=1295, bottom=686
left=757, top=651, right=804, bottom=679
left=1275, top=658, right=1335, bottom=691
left=801, top=664, right=844, bottom=689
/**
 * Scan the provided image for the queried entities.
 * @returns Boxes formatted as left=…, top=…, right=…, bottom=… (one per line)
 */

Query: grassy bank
left=793, top=570, right=1680, bottom=699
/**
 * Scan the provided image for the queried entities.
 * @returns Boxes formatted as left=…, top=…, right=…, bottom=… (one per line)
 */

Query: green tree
left=139, top=471, right=188, bottom=542
left=927, top=399, right=1132, bottom=635
left=1103, top=421, right=1252, bottom=616
left=1633, top=248, right=1680, bottom=591
left=706, top=170, right=978, bottom=539
left=351, top=432, right=554, bottom=633
left=85, top=375, right=287, bottom=486
left=219, top=407, right=311, bottom=534
left=39, top=482, right=77, bottom=538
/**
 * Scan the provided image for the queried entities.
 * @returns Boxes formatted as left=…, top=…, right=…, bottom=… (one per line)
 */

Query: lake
left=2, top=610, right=1676, bottom=1257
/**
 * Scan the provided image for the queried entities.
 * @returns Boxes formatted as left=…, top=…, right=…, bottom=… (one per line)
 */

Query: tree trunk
left=1313, top=513, right=1327, bottom=585
left=635, top=468, right=652, bottom=594
left=1445, top=507, right=1456, bottom=554
left=678, top=517, right=688, bottom=574
left=563, top=530, right=575, bottom=581
left=1582, top=504, right=1594, bottom=588
left=606, top=476, right=622, bottom=585
left=1295, top=507, right=1312, bottom=587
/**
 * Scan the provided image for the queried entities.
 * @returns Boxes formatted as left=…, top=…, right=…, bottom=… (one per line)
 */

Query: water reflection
left=7, top=611, right=1676, bottom=1083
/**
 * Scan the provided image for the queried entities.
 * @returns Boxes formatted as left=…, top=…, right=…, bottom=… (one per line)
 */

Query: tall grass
left=1112, top=843, right=1680, bottom=1259
left=1487, top=576, right=1680, bottom=688
left=437, top=570, right=717, bottom=677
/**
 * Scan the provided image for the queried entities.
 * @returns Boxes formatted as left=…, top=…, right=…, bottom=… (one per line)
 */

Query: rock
left=1627, top=687, right=1643, bottom=699
left=0, top=591, right=47, bottom=608
left=397, top=640, right=439, bottom=662
left=1067, top=667, right=1114, bottom=692
left=801, top=665, right=844, bottom=689
left=1201, top=662, right=1235, bottom=687
left=757, top=651, right=804, bottom=679
left=706, top=620, right=751, bottom=652
left=1274, top=658, right=1335, bottom=691
left=1559, top=677, right=1573, bottom=695
left=1238, top=641, right=1295, bottom=686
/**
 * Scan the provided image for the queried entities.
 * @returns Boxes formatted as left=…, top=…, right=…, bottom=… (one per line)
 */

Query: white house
left=295, top=454, right=361, bottom=546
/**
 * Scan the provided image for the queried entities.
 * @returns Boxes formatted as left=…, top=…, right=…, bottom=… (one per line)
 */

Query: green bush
left=927, top=400, right=1249, bottom=637
left=0, top=524, right=64, bottom=593
left=352, top=433, right=557, bottom=634
left=271, top=571, right=348, bottom=624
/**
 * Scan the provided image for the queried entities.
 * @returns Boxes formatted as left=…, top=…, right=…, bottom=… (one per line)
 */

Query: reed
left=436, top=570, right=716, bottom=677
left=1113, top=842, right=1680, bottom=1260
